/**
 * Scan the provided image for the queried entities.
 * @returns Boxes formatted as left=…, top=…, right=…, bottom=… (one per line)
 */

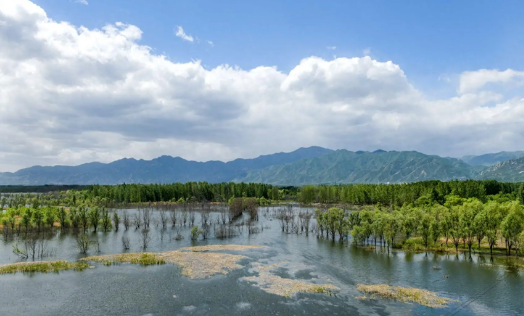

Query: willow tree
left=501, top=202, right=524, bottom=256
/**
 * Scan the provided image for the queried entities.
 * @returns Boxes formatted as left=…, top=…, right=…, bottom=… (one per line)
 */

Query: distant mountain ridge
left=2, top=147, right=524, bottom=185
left=461, top=151, right=524, bottom=166
left=236, top=150, right=477, bottom=185
left=0, top=147, right=333, bottom=185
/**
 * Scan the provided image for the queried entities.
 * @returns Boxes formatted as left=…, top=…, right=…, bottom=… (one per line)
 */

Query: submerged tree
left=88, top=207, right=101, bottom=232
left=76, top=234, right=90, bottom=254
left=112, top=211, right=121, bottom=232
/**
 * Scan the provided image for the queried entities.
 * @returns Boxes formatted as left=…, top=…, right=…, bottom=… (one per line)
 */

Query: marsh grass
left=82, top=253, right=165, bottom=266
left=356, top=283, right=455, bottom=308
left=0, top=261, right=88, bottom=275
left=82, top=245, right=262, bottom=278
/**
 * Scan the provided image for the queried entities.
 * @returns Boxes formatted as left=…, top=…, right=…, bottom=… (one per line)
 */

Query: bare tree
left=123, top=210, right=131, bottom=231
left=215, top=224, right=239, bottom=239
left=299, top=211, right=312, bottom=236
left=140, top=229, right=151, bottom=250
left=133, top=213, right=142, bottom=230
left=201, top=224, right=211, bottom=240
left=76, top=234, right=90, bottom=254
left=200, top=211, right=210, bottom=226
left=220, top=209, right=227, bottom=225
left=142, top=208, right=151, bottom=228
left=93, top=236, right=101, bottom=253
left=159, top=210, right=169, bottom=229
left=189, top=212, right=196, bottom=226
left=170, top=210, right=178, bottom=227
left=182, top=211, right=188, bottom=226
left=122, top=236, right=130, bottom=250
left=174, top=228, right=183, bottom=240
left=248, top=221, right=261, bottom=235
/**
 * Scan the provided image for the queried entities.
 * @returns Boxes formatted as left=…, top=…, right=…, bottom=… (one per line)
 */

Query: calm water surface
left=0, top=206, right=522, bottom=316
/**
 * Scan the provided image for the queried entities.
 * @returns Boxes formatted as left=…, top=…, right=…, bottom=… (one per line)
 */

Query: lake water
left=0, top=205, right=522, bottom=315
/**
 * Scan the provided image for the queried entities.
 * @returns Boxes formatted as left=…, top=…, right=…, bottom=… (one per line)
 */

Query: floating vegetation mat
left=356, top=284, right=454, bottom=308
left=83, top=244, right=264, bottom=279
left=178, top=245, right=265, bottom=252
left=81, top=253, right=166, bottom=266
left=0, top=261, right=88, bottom=275
left=242, top=262, right=339, bottom=297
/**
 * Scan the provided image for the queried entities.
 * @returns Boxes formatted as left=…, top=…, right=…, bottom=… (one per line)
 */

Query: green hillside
left=237, top=150, right=478, bottom=185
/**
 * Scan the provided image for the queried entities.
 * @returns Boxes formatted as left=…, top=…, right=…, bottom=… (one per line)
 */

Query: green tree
left=32, top=208, right=44, bottom=232
left=190, top=225, right=202, bottom=240
left=501, top=202, right=524, bottom=256
left=483, top=202, right=502, bottom=256
left=44, top=207, right=56, bottom=229
left=101, top=208, right=112, bottom=232
left=88, top=207, right=101, bottom=232
left=418, top=213, right=434, bottom=249
left=112, top=211, right=120, bottom=231
left=57, top=207, right=68, bottom=229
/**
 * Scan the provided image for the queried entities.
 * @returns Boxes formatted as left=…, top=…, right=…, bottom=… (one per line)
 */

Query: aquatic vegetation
left=356, top=284, right=454, bottom=308
left=0, top=261, right=88, bottom=275
left=82, top=244, right=263, bottom=278
left=178, top=244, right=264, bottom=252
left=82, top=253, right=165, bottom=266
left=242, top=262, right=338, bottom=297
left=160, top=250, right=247, bottom=279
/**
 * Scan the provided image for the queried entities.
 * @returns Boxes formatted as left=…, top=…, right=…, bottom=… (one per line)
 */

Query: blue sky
left=1, top=0, right=524, bottom=171
left=32, top=0, right=524, bottom=96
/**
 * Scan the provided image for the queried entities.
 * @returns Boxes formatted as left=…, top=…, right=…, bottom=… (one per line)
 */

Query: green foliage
left=501, top=202, right=524, bottom=255
left=88, top=207, right=101, bottom=232
left=130, top=254, right=165, bottom=266
left=0, top=261, right=88, bottom=275
left=100, top=208, right=112, bottom=232
left=347, top=197, right=524, bottom=256
left=190, top=225, right=202, bottom=240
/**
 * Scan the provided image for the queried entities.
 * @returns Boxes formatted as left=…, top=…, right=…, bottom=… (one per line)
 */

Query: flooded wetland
left=0, top=205, right=523, bottom=316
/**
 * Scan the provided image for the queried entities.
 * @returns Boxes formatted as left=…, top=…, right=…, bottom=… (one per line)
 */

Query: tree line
left=315, top=195, right=524, bottom=256
left=299, top=180, right=524, bottom=206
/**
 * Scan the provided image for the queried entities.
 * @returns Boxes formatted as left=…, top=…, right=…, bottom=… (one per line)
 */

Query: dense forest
left=298, top=180, right=523, bottom=206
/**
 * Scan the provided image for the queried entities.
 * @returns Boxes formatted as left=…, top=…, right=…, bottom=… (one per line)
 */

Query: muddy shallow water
left=0, top=206, right=522, bottom=315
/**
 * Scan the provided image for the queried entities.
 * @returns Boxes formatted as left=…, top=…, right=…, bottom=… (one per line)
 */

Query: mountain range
left=1, top=147, right=524, bottom=186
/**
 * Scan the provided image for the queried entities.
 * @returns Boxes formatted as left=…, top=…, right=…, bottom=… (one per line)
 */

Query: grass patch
left=0, top=261, right=88, bottom=275
left=82, top=245, right=260, bottom=278
left=82, top=253, right=165, bottom=266
left=357, top=283, right=454, bottom=308
left=130, top=254, right=166, bottom=266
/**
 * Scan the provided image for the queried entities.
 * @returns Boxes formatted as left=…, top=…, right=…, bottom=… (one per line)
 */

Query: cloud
left=363, top=47, right=371, bottom=56
left=326, top=46, right=336, bottom=50
left=1, top=0, right=524, bottom=171
left=175, top=26, right=194, bottom=42
left=459, top=69, right=524, bottom=94
left=75, top=0, right=88, bottom=5
left=207, top=40, right=213, bottom=47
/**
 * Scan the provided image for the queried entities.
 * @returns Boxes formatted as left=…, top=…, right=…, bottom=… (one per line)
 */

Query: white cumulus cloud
left=1, top=0, right=524, bottom=172
left=459, top=69, right=524, bottom=94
